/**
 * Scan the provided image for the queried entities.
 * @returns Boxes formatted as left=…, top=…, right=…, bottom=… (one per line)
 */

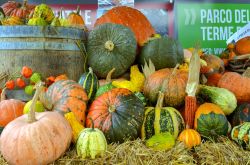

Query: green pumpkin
left=76, top=119, right=107, bottom=159
left=28, top=17, right=47, bottom=26
left=87, top=23, right=137, bottom=78
left=231, top=122, right=250, bottom=150
left=141, top=92, right=185, bottom=140
left=138, top=36, right=184, bottom=70
left=230, top=103, right=250, bottom=127
left=78, top=67, right=99, bottom=101
left=146, top=132, right=175, bottom=151
left=197, top=85, right=237, bottom=115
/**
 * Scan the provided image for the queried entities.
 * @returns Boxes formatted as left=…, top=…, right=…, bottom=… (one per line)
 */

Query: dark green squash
left=141, top=92, right=185, bottom=140
left=231, top=122, right=250, bottom=150
left=138, top=37, right=184, bottom=70
left=0, top=127, right=3, bottom=135
left=86, top=88, right=145, bottom=143
left=78, top=67, right=99, bottom=101
left=87, top=23, right=137, bottom=78
left=230, top=103, right=250, bottom=127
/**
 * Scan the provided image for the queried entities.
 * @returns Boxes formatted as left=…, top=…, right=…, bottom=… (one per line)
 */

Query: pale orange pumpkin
left=178, top=129, right=201, bottom=148
left=0, top=82, right=72, bottom=165
left=67, top=6, right=85, bottom=29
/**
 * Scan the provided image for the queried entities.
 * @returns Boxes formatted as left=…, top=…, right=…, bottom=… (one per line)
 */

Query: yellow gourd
left=64, top=112, right=84, bottom=143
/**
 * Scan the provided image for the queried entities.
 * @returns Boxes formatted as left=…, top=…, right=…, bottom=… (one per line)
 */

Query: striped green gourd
left=231, top=122, right=250, bottom=150
left=78, top=67, right=99, bottom=101
left=141, top=92, right=185, bottom=140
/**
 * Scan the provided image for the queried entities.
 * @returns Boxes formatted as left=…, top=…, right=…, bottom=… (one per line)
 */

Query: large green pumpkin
left=87, top=23, right=137, bottom=78
left=231, top=122, right=250, bottom=150
left=230, top=103, right=250, bottom=127
left=138, top=37, right=184, bottom=70
left=141, top=92, right=185, bottom=140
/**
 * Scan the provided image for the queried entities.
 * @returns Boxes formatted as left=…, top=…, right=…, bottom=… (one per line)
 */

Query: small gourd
left=231, top=122, right=250, bottom=150
left=76, top=118, right=107, bottom=159
left=67, top=6, right=86, bottom=30
left=146, top=132, right=175, bottom=151
left=50, top=12, right=61, bottom=26
left=178, top=129, right=201, bottom=148
left=33, top=4, right=54, bottom=23
left=28, top=15, right=47, bottom=26
left=65, top=112, right=84, bottom=143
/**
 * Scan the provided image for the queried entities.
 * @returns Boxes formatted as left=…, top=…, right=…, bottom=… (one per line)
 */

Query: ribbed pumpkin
left=40, top=80, right=88, bottom=124
left=0, top=83, right=72, bottom=165
left=138, top=37, right=184, bottom=70
left=86, top=88, right=144, bottom=143
left=194, top=103, right=228, bottom=138
left=231, top=122, right=250, bottom=150
left=143, top=67, right=188, bottom=107
left=230, top=103, right=250, bottom=127
left=235, top=36, right=250, bottom=55
left=94, top=6, right=155, bottom=46
left=87, top=23, right=137, bottom=78
left=78, top=67, right=99, bottom=101
left=1, top=0, right=35, bottom=19
left=0, top=89, right=25, bottom=128
left=178, top=129, right=201, bottom=148
left=217, top=72, right=250, bottom=103
left=141, top=92, right=185, bottom=140
left=67, top=6, right=85, bottom=29
left=1, top=16, right=24, bottom=25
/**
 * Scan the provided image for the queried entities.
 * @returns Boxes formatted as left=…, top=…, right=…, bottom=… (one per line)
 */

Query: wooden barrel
left=0, top=26, right=86, bottom=81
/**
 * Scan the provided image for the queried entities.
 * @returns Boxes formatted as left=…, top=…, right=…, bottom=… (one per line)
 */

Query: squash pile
left=0, top=3, right=250, bottom=164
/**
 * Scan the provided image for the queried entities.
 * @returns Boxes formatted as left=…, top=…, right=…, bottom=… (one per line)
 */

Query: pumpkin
left=197, top=85, right=237, bottom=115
left=40, top=80, right=88, bottom=124
left=194, top=103, right=228, bottom=138
left=1, top=0, right=35, bottom=19
left=86, top=88, right=144, bottom=143
left=141, top=92, right=185, bottom=140
left=94, top=6, right=155, bottom=46
left=230, top=103, right=250, bottom=127
left=178, top=129, right=201, bottom=148
left=87, top=23, right=137, bottom=78
left=1, top=16, right=24, bottom=25
left=217, top=72, right=250, bottom=103
left=65, top=112, right=84, bottom=143
left=67, top=6, right=85, bottom=29
left=200, top=54, right=224, bottom=77
left=77, top=118, right=107, bottom=159
left=28, top=16, right=47, bottom=26
left=146, top=132, right=175, bottom=151
left=78, top=67, right=99, bottom=101
left=32, top=3, right=54, bottom=23
left=143, top=67, right=188, bottom=107
left=231, top=122, right=250, bottom=150
left=0, top=88, right=25, bottom=128
left=235, top=36, right=250, bottom=55
left=0, top=82, right=72, bottom=165
left=138, top=37, right=184, bottom=70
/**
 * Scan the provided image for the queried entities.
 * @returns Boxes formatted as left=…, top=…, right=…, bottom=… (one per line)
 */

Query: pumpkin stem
left=0, top=87, right=6, bottom=101
left=105, top=41, right=115, bottom=51
left=22, top=0, right=28, bottom=8
left=88, top=118, right=95, bottom=131
left=108, top=105, right=116, bottom=113
left=28, top=82, right=44, bottom=123
left=154, top=91, right=164, bottom=135
left=106, top=68, right=116, bottom=83
left=76, top=6, right=80, bottom=15
left=88, top=67, right=93, bottom=74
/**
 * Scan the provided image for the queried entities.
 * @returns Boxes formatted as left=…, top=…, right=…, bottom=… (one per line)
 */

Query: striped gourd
left=141, top=92, right=185, bottom=140
left=78, top=67, right=99, bottom=101
left=231, top=122, right=250, bottom=150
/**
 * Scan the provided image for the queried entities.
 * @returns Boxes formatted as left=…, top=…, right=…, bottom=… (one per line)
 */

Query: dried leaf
left=142, top=59, right=155, bottom=78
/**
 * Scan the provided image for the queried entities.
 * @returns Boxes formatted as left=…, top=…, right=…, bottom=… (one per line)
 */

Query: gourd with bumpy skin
left=139, top=37, right=184, bottom=70
left=231, top=122, right=250, bottom=150
left=197, top=85, right=237, bottom=115
left=77, top=119, right=107, bottom=159
left=32, top=4, right=54, bottom=23
left=87, top=23, right=137, bottom=78
left=28, top=16, right=47, bottom=26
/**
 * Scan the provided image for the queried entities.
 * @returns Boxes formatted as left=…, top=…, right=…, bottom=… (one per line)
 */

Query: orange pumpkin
left=217, top=72, right=250, bottom=103
left=41, top=80, right=88, bottom=124
left=67, top=6, right=85, bottom=29
left=0, top=89, right=25, bottom=127
left=94, top=6, right=155, bottom=46
left=143, top=68, right=188, bottom=108
left=235, top=36, right=250, bottom=55
left=178, top=129, right=201, bottom=148
left=0, top=83, right=72, bottom=165
left=1, top=16, right=24, bottom=25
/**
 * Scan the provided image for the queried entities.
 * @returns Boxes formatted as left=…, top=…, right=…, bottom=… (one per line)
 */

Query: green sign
left=176, top=3, right=250, bottom=55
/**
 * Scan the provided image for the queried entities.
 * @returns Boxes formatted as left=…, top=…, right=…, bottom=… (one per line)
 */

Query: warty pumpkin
left=32, top=3, right=54, bottom=23
left=40, top=80, right=88, bottom=124
left=143, top=67, right=188, bottom=108
left=94, top=6, right=155, bottom=46
left=178, top=129, right=201, bottom=148
left=0, top=88, right=25, bottom=128
left=86, top=88, right=145, bottom=143
left=0, top=82, right=72, bottom=165
left=217, top=72, right=250, bottom=103
left=87, top=23, right=137, bottom=78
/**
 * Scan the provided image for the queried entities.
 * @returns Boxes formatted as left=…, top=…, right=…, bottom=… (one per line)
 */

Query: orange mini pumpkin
left=67, top=6, right=85, bottom=29
left=178, top=129, right=201, bottom=148
left=235, top=36, right=250, bottom=55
